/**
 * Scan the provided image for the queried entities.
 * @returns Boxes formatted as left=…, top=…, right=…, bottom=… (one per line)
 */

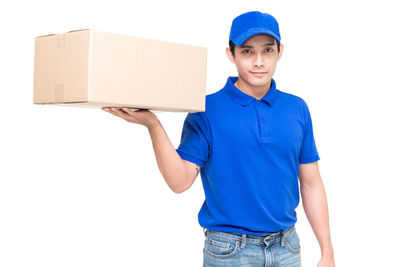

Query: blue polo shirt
left=176, top=76, right=320, bottom=235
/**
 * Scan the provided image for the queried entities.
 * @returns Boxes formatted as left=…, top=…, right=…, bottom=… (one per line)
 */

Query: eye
left=265, top=48, right=273, bottom=52
left=242, top=49, right=252, bottom=54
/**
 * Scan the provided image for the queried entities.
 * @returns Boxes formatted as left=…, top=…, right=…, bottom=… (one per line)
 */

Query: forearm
left=147, top=121, right=187, bottom=193
left=300, top=178, right=334, bottom=258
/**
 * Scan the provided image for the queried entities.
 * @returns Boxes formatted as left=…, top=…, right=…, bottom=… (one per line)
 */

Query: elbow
left=171, top=162, right=190, bottom=194
left=172, top=188, right=185, bottom=194
left=170, top=177, right=190, bottom=194
left=171, top=183, right=189, bottom=194
left=169, top=160, right=191, bottom=194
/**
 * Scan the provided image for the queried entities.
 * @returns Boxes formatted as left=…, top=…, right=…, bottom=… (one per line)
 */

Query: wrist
left=147, top=119, right=161, bottom=131
left=322, top=248, right=334, bottom=258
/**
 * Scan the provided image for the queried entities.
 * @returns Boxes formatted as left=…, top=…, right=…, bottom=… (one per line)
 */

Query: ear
left=226, top=47, right=235, bottom=64
left=277, top=43, right=284, bottom=61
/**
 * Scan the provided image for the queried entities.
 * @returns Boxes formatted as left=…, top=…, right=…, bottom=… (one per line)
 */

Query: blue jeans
left=202, top=224, right=301, bottom=267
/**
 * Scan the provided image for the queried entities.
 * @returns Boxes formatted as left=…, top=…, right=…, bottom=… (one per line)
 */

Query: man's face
left=226, top=34, right=283, bottom=89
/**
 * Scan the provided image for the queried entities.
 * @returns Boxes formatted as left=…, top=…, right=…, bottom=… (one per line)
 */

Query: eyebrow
left=239, top=42, right=275, bottom=49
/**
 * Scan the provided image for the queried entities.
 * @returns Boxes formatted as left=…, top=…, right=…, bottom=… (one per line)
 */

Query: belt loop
left=203, top=228, right=207, bottom=236
left=280, top=230, right=286, bottom=247
left=240, top=234, right=247, bottom=248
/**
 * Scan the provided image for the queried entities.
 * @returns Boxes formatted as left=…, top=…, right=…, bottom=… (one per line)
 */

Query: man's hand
left=317, top=254, right=335, bottom=267
left=102, top=107, right=160, bottom=129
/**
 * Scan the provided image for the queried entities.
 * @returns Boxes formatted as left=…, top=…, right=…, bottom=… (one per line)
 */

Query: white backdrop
left=1, top=0, right=399, bottom=266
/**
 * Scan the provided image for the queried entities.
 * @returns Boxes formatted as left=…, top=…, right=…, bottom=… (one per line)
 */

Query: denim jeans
left=202, top=224, right=301, bottom=267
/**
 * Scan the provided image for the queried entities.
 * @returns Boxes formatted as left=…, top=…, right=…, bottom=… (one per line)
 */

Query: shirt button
left=256, top=101, right=260, bottom=105
left=260, top=118, right=263, bottom=123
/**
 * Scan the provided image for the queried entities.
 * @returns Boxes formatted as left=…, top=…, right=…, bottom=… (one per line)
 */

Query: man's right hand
left=102, top=107, right=160, bottom=129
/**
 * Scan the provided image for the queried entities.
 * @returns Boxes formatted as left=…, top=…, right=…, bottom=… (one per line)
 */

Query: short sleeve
left=176, top=112, right=211, bottom=167
left=298, top=101, right=320, bottom=164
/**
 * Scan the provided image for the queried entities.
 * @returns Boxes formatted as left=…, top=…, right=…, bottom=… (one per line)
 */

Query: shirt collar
left=224, top=76, right=277, bottom=106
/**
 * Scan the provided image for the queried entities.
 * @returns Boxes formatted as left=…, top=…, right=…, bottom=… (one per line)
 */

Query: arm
left=148, top=121, right=201, bottom=193
left=298, top=161, right=335, bottom=266
left=102, top=107, right=200, bottom=193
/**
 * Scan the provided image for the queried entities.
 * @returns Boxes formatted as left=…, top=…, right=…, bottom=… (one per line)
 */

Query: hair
left=229, top=38, right=280, bottom=58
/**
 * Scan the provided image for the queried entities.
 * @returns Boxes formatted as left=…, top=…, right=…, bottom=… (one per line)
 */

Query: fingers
left=103, top=107, right=133, bottom=121
left=102, top=107, right=124, bottom=114
left=102, top=107, right=136, bottom=114
left=121, top=107, right=137, bottom=116
left=102, top=107, right=113, bottom=112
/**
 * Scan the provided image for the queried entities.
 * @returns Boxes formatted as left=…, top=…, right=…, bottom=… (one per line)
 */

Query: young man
left=102, top=11, right=335, bottom=267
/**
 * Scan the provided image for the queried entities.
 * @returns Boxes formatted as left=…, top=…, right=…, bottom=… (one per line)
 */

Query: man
left=102, top=11, right=335, bottom=267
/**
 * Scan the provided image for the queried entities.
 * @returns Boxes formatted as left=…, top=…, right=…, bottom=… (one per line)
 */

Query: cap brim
left=232, top=28, right=280, bottom=46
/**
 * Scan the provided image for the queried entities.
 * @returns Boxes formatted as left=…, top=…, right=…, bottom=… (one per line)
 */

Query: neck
left=234, top=76, right=272, bottom=100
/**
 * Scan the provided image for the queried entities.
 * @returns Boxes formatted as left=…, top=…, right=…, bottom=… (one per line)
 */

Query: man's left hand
left=317, top=255, right=335, bottom=267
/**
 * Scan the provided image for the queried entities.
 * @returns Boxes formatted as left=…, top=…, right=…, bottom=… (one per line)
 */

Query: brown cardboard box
left=33, top=29, right=207, bottom=112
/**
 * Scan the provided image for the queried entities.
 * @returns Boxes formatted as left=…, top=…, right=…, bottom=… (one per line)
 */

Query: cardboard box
left=33, top=29, right=207, bottom=112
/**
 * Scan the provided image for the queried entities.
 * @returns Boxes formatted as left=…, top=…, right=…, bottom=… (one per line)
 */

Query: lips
left=250, top=71, right=267, bottom=76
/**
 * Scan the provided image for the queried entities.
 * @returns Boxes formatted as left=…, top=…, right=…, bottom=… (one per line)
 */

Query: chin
left=239, top=73, right=270, bottom=87
left=250, top=78, right=269, bottom=87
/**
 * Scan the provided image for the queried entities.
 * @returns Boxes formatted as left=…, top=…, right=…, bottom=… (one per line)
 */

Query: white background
left=1, top=0, right=399, bottom=266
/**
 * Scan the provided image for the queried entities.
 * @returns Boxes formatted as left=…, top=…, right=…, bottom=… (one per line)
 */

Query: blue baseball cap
left=229, top=11, right=281, bottom=46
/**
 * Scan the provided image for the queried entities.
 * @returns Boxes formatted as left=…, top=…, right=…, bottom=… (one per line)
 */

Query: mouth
left=250, top=71, right=267, bottom=77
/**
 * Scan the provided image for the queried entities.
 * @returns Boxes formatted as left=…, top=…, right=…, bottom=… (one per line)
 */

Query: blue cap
left=229, top=11, right=281, bottom=46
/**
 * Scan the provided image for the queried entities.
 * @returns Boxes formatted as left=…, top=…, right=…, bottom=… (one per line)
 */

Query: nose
left=254, top=52, right=264, bottom=67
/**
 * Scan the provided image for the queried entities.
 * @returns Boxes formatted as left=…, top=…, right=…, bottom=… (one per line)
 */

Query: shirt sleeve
left=176, top=112, right=211, bottom=167
left=298, top=101, right=320, bottom=164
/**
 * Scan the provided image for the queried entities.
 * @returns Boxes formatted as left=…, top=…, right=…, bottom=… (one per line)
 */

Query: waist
left=204, top=224, right=296, bottom=245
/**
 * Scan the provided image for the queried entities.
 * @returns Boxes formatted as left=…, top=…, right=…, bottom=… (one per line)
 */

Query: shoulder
left=205, top=88, right=226, bottom=107
left=276, top=89, right=308, bottom=107
left=275, top=90, right=312, bottom=122
left=189, top=88, right=225, bottom=118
